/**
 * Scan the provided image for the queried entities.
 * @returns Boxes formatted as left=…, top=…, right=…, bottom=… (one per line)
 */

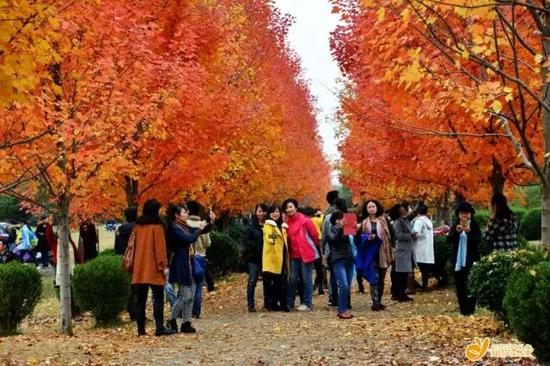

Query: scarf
left=175, top=218, right=191, bottom=233
left=356, top=235, right=382, bottom=285
left=174, top=219, right=196, bottom=259
left=362, top=217, right=393, bottom=268
left=455, top=231, right=468, bottom=271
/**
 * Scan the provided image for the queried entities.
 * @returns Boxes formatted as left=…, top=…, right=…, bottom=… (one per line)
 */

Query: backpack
left=15, top=227, right=22, bottom=245
left=29, top=229, right=38, bottom=248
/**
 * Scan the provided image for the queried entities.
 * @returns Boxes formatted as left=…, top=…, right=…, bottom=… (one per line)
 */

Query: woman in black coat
left=243, top=203, right=267, bottom=312
left=447, top=201, right=481, bottom=316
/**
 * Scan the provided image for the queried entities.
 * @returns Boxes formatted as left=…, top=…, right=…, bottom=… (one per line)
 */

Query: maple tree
left=331, top=0, right=548, bottom=242
left=0, top=0, right=330, bottom=334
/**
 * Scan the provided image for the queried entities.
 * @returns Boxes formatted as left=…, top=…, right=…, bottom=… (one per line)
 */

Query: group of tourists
left=121, top=200, right=217, bottom=336
left=0, top=214, right=103, bottom=269
left=0, top=216, right=55, bottom=266
left=0, top=190, right=521, bottom=336
left=241, top=191, right=519, bottom=320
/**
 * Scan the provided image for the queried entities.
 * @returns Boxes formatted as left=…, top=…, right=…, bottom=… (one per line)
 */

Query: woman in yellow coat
left=262, top=204, right=290, bottom=312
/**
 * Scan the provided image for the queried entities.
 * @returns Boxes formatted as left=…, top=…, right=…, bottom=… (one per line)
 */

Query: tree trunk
left=490, top=158, right=505, bottom=195
left=434, top=191, right=452, bottom=225
left=57, top=195, right=73, bottom=335
left=541, top=185, right=550, bottom=247
left=125, top=176, right=138, bottom=209
left=540, top=19, right=550, bottom=248
left=218, top=210, right=231, bottom=232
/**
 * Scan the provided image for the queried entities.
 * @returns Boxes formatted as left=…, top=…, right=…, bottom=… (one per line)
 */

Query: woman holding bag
left=360, top=200, right=394, bottom=311
left=130, top=199, right=174, bottom=337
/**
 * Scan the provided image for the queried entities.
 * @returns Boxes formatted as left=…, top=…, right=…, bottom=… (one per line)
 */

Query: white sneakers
left=297, top=304, right=312, bottom=311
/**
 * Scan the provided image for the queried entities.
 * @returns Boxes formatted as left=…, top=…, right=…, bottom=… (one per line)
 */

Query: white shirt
left=412, top=215, right=434, bottom=264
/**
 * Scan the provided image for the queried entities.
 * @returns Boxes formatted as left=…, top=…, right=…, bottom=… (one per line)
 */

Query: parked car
left=104, top=220, right=118, bottom=232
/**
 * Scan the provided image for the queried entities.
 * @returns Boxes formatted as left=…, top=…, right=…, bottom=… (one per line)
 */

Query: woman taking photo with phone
left=165, top=203, right=208, bottom=333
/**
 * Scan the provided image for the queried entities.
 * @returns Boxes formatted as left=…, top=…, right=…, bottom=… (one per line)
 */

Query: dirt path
left=0, top=274, right=538, bottom=365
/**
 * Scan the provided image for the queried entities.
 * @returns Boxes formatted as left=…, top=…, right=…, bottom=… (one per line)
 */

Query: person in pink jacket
left=283, top=198, right=320, bottom=311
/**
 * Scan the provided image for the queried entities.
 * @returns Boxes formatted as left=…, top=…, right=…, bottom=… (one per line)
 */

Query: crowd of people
left=0, top=191, right=521, bottom=337
left=241, top=191, right=519, bottom=320
left=0, top=215, right=102, bottom=268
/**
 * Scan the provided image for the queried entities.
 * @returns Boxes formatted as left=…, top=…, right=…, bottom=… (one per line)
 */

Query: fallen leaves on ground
left=0, top=274, right=538, bottom=365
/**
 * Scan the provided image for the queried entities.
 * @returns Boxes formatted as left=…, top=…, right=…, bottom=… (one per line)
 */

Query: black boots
left=167, top=319, right=178, bottom=333
left=181, top=321, right=196, bottom=333
left=155, top=327, right=175, bottom=336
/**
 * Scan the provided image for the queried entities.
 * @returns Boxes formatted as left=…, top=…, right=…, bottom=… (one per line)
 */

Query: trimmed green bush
left=434, top=235, right=451, bottom=267
left=513, top=207, right=528, bottom=225
left=73, top=255, right=130, bottom=324
left=99, top=248, right=117, bottom=256
left=207, top=231, right=240, bottom=277
left=518, top=234, right=529, bottom=249
left=469, top=247, right=548, bottom=320
left=431, top=235, right=451, bottom=286
left=474, top=209, right=491, bottom=233
left=227, top=221, right=246, bottom=244
left=479, top=237, right=492, bottom=258
left=504, top=260, right=550, bottom=364
left=0, top=262, right=42, bottom=336
left=520, top=208, right=541, bottom=241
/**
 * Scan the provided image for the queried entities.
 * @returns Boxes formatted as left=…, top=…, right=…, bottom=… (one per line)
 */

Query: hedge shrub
left=206, top=231, right=240, bottom=277
left=0, top=262, right=42, bottom=336
left=227, top=221, right=246, bottom=244
left=520, top=208, right=541, bottom=241
left=518, top=234, right=529, bottom=249
left=72, top=255, right=130, bottom=324
left=504, top=260, right=550, bottom=364
left=469, top=247, right=548, bottom=320
left=434, top=235, right=451, bottom=268
left=474, top=209, right=491, bottom=233
left=513, top=207, right=528, bottom=226
left=99, top=248, right=117, bottom=257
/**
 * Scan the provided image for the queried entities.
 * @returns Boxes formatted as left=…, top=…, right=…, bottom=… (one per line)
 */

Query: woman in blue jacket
left=165, top=204, right=208, bottom=333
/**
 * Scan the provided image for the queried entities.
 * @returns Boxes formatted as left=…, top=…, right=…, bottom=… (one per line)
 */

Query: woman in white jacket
left=412, top=204, right=434, bottom=292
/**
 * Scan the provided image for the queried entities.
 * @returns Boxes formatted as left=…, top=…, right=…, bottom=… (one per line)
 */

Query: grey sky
left=273, top=0, right=342, bottom=164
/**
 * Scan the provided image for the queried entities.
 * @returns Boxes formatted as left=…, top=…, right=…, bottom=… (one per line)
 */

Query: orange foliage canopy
left=0, top=0, right=331, bottom=219
left=330, top=0, right=543, bottom=206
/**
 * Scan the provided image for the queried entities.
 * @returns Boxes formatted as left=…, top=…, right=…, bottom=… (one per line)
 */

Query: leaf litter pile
left=0, top=274, right=537, bottom=365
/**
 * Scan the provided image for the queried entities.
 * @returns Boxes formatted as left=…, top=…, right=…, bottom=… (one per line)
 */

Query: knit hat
left=455, top=201, right=475, bottom=216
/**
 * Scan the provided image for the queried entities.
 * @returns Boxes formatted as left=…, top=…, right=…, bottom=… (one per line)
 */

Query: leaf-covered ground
left=0, top=274, right=538, bottom=365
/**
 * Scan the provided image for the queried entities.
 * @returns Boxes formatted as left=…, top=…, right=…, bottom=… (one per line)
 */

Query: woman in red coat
left=283, top=198, right=320, bottom=311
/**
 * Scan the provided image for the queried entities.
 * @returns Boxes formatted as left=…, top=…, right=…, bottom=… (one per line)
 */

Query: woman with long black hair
left=484, top=193, right=518, bottom=251
left=360, top=200, right=394, bottom=311
left=262, top=205, right=290, bottom=311
left=165, top=204, right=208, bottom=333
left=243, top=203, right=268, bottom=312
left=130, top=199, right=173, bottom=336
